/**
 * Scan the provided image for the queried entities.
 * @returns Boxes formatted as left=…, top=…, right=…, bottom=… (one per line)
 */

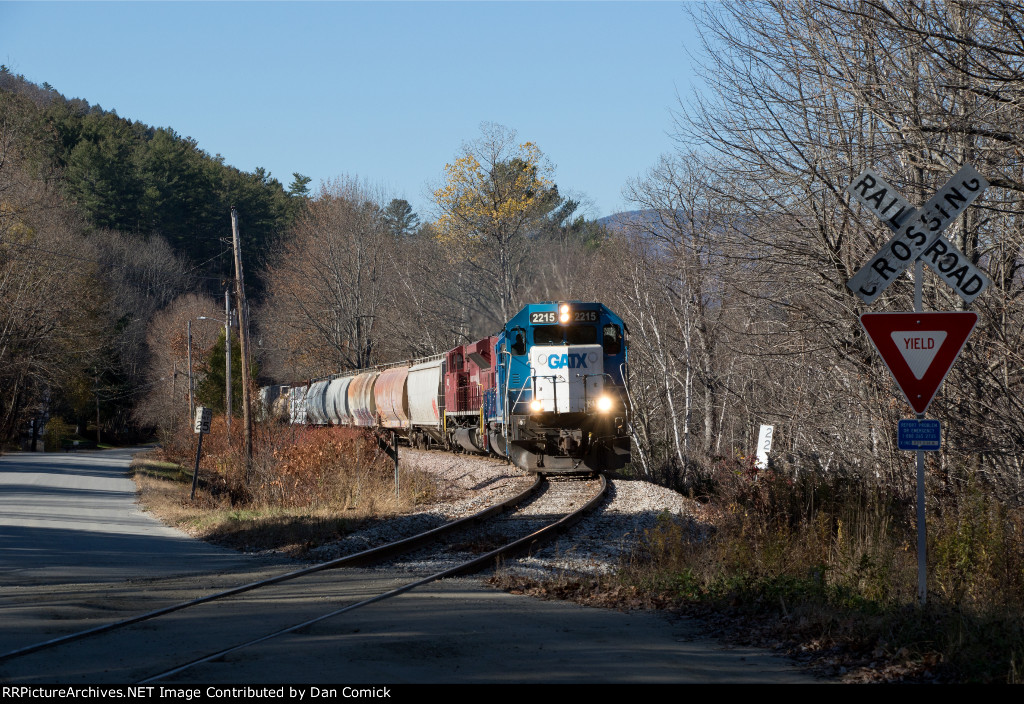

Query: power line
left=0, top=233, right=233, bottom=285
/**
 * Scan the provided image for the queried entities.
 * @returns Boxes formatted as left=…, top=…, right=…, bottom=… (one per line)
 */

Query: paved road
left=155, top=577, right=821, bottom=684
left=0, top=448, right=259, bottom=585
left=0, top=448, right=820, bottom=683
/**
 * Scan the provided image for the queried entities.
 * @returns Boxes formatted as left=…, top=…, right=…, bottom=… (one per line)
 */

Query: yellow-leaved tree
left=433, top=123, right=557, bottom=327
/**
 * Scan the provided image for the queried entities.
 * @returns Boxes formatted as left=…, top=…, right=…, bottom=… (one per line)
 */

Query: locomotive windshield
left=533, top=325, right=598, bottom=345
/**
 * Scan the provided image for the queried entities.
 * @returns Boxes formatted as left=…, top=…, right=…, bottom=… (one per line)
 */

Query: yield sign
left=860, top=312, right=978, bottom=414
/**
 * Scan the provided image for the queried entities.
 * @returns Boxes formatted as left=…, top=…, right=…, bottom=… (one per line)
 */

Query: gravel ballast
left=312, top=448, right=701, bottom=579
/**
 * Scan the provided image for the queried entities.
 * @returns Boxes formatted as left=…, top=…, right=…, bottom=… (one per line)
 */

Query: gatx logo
left=535, top=353, right=591, bottom=370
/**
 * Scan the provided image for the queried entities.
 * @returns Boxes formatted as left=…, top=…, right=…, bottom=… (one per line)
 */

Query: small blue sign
left=898, top=419, right=941, bottom=451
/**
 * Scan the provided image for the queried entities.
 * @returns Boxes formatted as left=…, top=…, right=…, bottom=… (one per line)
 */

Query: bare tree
left=88, top=229, right=194, bottom=434
left=0, top=115, right=105, bottom=443
left=625, top=0, right=1024, bottom=497
left=135, top=293, right=222, bottom=435
left=258, top=178, right=395, bottom=381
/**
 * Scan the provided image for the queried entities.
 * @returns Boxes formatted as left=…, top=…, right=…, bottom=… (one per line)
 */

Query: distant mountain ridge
left=598, top=208, right=708, bottom=237
left=597, top=210, right=648, bottom=231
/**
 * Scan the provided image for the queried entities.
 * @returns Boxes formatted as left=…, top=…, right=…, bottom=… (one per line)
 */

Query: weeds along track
left=0, top=475, right=606, bottom=684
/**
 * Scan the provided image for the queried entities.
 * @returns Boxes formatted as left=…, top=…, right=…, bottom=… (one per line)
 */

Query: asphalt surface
left=0, top=447, right=259, bottom=585
left=0, top=448, right=820, bottom=684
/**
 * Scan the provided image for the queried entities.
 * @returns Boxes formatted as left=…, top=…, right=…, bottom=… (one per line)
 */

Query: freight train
left=262, top=301, right=630, bottom=474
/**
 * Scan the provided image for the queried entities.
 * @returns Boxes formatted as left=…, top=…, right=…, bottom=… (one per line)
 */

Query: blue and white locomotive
left=488, top=301, right=630, bottom=473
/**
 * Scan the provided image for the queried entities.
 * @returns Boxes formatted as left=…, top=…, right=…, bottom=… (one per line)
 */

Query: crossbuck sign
left=846, top=165, right=989, bottom=303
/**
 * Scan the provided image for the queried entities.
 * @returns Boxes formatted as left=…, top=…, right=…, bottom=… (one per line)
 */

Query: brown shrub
left=153, top=416, right=420, bottom=512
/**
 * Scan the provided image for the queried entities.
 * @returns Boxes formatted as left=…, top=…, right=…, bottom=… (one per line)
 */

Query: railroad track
left=0, top=475, right=606, bottom=684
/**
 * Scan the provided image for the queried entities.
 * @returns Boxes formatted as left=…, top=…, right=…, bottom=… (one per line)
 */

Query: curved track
left=1, top=475, right=606, bottom=683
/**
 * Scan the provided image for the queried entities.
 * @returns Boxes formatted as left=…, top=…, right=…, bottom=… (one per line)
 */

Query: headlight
left=597, top=395, right=613, bottom=412
left=531, top=399, right=543, bottom=412
left=559, top=304, right=570, bottom=324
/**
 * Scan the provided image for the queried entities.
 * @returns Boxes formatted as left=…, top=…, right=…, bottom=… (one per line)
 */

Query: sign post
left=846, top=164, right=988, bottom=606
left=191, top=406, right=212, bottom=500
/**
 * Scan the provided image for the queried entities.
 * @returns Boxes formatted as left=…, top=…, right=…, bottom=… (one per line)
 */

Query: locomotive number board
left=530, top=310, right=598, bottom=324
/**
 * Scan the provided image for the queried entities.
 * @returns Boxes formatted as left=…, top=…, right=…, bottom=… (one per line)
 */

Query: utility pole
left=230, top=207, right=253, bottom=468
left=225, top=288, right=232, bottom=436
left=95, top=375, right=101, bottom=446
left=187, top=319, right=194, bottom=420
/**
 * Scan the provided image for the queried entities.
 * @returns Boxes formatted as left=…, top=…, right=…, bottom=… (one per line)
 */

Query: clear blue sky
left=0, top=1, right=702, bottom=220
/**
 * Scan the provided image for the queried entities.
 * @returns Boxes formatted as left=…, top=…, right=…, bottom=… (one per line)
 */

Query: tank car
left=288, top=385, right=309, bottom=425
left=257, top=384, right=291, bottom=422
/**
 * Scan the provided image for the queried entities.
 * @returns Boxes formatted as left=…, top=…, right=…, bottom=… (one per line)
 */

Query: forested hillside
left=0, top=76, right=608, bottom=448
left=0, top=68, right=302, bottom=444
left=0, top=67, right=299, bottom=272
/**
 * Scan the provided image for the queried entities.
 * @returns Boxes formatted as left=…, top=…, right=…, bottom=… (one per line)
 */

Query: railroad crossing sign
left=847, top=165, right=989, bottom=303
left=860, top=312, right=978, bottom=414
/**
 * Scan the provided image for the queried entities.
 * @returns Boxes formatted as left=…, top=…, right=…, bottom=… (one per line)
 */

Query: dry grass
left=486, top=465, right=1024, bottom=682
left=130, top=417, right=439, bottom=557
left=603, top=463, right=1024, bottom=683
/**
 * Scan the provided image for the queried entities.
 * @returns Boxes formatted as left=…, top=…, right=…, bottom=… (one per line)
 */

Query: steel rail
left=140, top=475, right=607, bottom=683
left=0, top=475, right=541, bottom=663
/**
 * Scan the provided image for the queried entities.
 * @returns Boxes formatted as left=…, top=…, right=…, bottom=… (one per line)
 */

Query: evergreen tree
left=381, top=198, right=420, bottom=238
left=195, top=330, right=253, bottom=416
left=288, top=172, right=312, bottom=198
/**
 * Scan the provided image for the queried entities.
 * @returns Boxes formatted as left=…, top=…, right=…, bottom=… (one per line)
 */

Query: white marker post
left=755, top=425, right=773, bottom=471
